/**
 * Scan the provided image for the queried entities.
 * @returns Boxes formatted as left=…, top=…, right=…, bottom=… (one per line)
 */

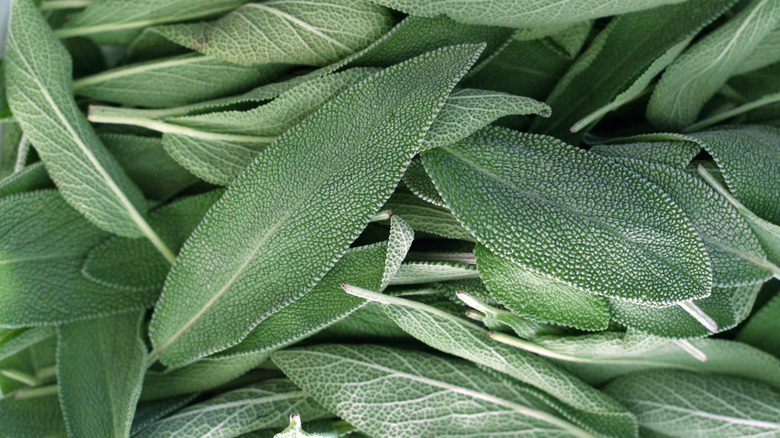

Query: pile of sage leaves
left=1, top=0, right=779, bottom=437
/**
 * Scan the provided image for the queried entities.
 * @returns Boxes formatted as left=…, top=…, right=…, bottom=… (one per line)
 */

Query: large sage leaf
left=604, top=370, right=780, bottom=437
left=153, top=0, right=394, bottom=66
left=131, top=394, right=199, bottom=436
left=368, top=0, right=688, bottom=28
left=0, top=162, right=54, bottom=199
left=5, top=0, right=153, bottom=240
left=0, top=191, right=152, bottom=326
left=135, top=380, right=329, bottom=438
left=273, top=344, right=605, bottom=438
left=149, top=45, right=483, bottom=368
left=380, top=191, right=474, bottom=241
left=737, top=290, right=780, bottom=357
left=0, top=394, right=66, bottom=438
left=57, top=311, right=147, bottom=438
left=422, top=126, right=711, bottom=305
left=648, top=0, right=780, bottom=129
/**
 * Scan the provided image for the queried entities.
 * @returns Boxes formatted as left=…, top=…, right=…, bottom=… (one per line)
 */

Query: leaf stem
left=0, top=369, right=43, bottom=387
left=13, top=135, right=30, bottom=173
left=406, top=251, right=477, bottom=264
left=672, top=339, right=707, bottom=362
left=35, top=366, right=58, bottom=381
left=13, top=384, right=58, bottom=400
left=678, top=301, right=718, bottom=332
left=39, top=0, right=90, bottom=10
left=88, top=109, right=278, bottom=144
left=368, top=209, right=392, bottom=222
left=685, top=92, right=780, bottom=132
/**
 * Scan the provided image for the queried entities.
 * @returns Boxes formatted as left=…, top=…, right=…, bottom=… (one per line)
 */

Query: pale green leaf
left=131, top=394, right=199, bottom=437
left=73, top=54, right=284, bottom=108
left=83, top=189, right=224, bottom=293
left=0, top=393, right=66, bottom=438
left=604, top=370, right=780, bottom=438
left=737, top=290, right=780, bottom=357
left=162, top=135, right=264, bottom=186
left=0, top=327, right=56, bottom=362
left=368, top=0, right=689, bottom=28
left=58, top=0, right=248, bottom=44
left=734, top=25, right=780, bottom=74
left=153, top=0, right=393, bottom=66
left=57, top=311, right=147, bottom=438
left=135, top=380, right=329, bottom=438
left=6, top=0, right=153, bottom=240
left=648, top=0, right=780, bottom=129
left=0, top=162, right=54, bottom=199
left=389, top=261, right=479, bottom=285
left=216, top=216, right=413, bottom=358
left=381, top=191, right=475, bottom=241
left=475, top=243, right=610, bottom=331
left=422, top=126, right=711, bottom=305
left=0, top=191, right=152, bottom=326
left=273, top=344, right=605, bottom=438
left=149, top=45, right=483, bottom=368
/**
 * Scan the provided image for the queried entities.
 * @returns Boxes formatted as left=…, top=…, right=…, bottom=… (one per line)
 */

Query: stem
left=686, top=92, right=780, bottom=132
left=35, top=366, right=58, bottom=381
left=14, top=384, right=58, bottom=400
left=406, top=252, right=477, bottom=264
left=88, top=110, right=277, bottom=144
left=39, top=0, right=91, bottom=10
left=673, top=340, right=707, bottom=362
left=138, top=219, right=177, bottom=264
left=368, top=210, right=392, bottom=222
left=0, top=369, right=43, bottom=387
left=13, top=135, right=30, bottom=173
left=678, top=301, right=718, bottom=332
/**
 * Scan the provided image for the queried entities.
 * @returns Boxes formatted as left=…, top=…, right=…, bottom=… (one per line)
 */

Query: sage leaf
left=0, top=191, right=152, bottom=326
left=149, top=45, right=483, bottom=368
left=347, top=287, right=638, bottom=438
left=73, top=54, right=285, bottom=108
left=0, top=123, right=24, bottom=180
left=734, top=26, right=780, bottom=75
left=273, top=344, right=604, bottom=438
left=312, top=301, right=409, bottom=340
left=737, top=291, right=780, bottom=357
left=131, top=394, right=199, bottom=436
left=422, top=126, right=711, bottom=305
left=135, top=380, right=329, bottom=438
left=368, top=0, right=689, bottom=28
left=57, top=311, right=147, bottom=438
left=390, top=261, right=479, bottom=285
left=0, top=162, right=54, bottom=199
left=381, top=191, right=474, bottom=241
left=153, top=0, right=394, bottom=66
left=604, top=370, right=780, bottom=438
left=83, top=189, right=224, bottom=293
left=274, top=414, right=334, bottom=438
left=216, top=215, right=413, bottom=358
left=0, top=393, right=66, bottom=438
left=648, top=0, right=780, bottom=129
left=5, top=0, right=162, bottom=247
left=402, top=156, right=445, bottom=206
left=588, top=134, right=702, bottom=168
left=58, top=0, right=247, bottom=44
left=475, top=243, right=611, bottom=331
left=0, top=328, right=56, bottom=363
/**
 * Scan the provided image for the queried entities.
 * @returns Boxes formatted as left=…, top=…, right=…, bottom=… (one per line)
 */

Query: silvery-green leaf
left=381, top=191, right=474, bottom=241
left=216, top=216, right=413, bottom=358
left=131, top=394, right=199, bottom=437
left=533, top=0, right=733, bottom=142
left=389, top=261, right=479, bottom=285
left=140, top=352, right=269, bottom=401
left=588, top=134, right=702, bottom=168
left=312, top=301, right=409, bottom=340
left=149, top=45, right=483, bottom=368
left=0, top=393, right=66, bottom=438
left=734, top=26, right=780, bottom=75
left=609, top=283, right=763, bottom=338
left=402, top=156, right=445, bottom=207
left=422, top=126, right=711, bottom=305
left=475, top=243, right=610, bottom=331
left=0, top=123, right=23, bottom=180
left=368, top=0, right=689, bottom=28
left=604, top=370, right=780, bottom=438
left=58, top=0, right=247, bottom=44
left=0, top=327, right=55, bottom=362
left=153, top=0, right=393, bottom=66
left=0, top=162, right=54, bottom=199
left=57, top=311, right=147, bottom=438
left=100, top=133, right=199, bottom=201
left=419, top=88, right=550, bottom=150
left=83, top=189, right=224, bottom=293
left=346, top=288, right=637, bottom=437
left=162, top=135, right=264, bottom=186
left=135, top=380, right=329, bottom=438
left=0, top=191, right=152, bottom=326
left=648, top=0, right=780, bottom=129
left=273, top=344, right=605, bottom=438
left=6, top=0, right=153, bottom=240
left=737, top=290, right=780, bottom=357
left=73, top=54, right=284, bottom=108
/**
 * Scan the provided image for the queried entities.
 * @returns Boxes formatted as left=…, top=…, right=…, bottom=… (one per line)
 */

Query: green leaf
left=83, top=189, right=224, bottom=294
left=737, top=290, right=780, bottom=357
left=648, top=0, right=780, bottom=129
left=532, top=0, right=733, bottom=142
left=0, top=191, right=153, bottom=326
left=140, top=351, right=269, bottom=401
left=73, top=54, right=285, bottom=108
left=588, top=134, right=702, bottom=167
left=390, top=260, right=479, bottom=285
left=0, top=162, right=54, bottom=199
left=346, top=288, right=638, bottom=438
left=475, top=243, right=611, bottom=331
left=734, top=25, right=780, bottom=75
left=604, top=370, right=780, bottom=437
left=0, top=393, right=66, bottom=438
left=148, top=45, right=483, bottom=368
left=422, top=126, right=711, bottom=305
left=57, top=0, right=248, bottom=44
left=57, top=311, right=147, bottom=438
left=0, top=327, right=56, bottom=362
left=420, top=88, right=550, bottom=150
left=273, top=415, right=337, bottom=438
left=312, top=301, right=409, bottom=340
left=216, top=215, right=413, bottom=358
left=153, top=0, right=394, bottom=66
left=131, top=394, right=199, bottom=436
left=381, top=191, right=474, bottom=241
left=0, top=123, right=24, bottom=180
left=5, top=0, right=159, bottom=243
left=368, top=0, right=690, bottom=28
left=402, top=156, right=445, bottom=207
left=134, top=380, right=329, bottom=438
left=273, top=344, right=606, bottom=438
